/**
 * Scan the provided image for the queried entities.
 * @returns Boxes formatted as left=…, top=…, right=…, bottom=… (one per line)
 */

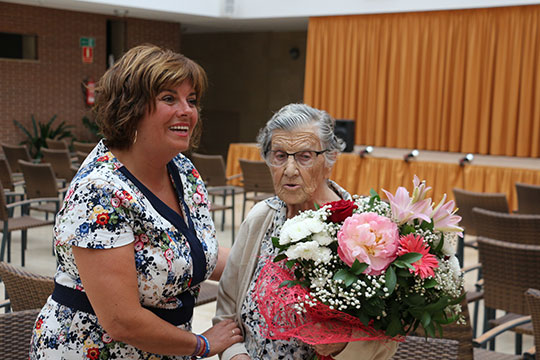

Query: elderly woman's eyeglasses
left=267, top=150, right=329, bottom=168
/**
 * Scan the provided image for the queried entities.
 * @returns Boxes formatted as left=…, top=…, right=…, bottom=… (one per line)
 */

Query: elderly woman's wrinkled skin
left=269, top=125, right=339, bottom=218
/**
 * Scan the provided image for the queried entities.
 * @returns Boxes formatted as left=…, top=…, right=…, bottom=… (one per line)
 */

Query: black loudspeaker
left=334, top=119, right=355, bottom=152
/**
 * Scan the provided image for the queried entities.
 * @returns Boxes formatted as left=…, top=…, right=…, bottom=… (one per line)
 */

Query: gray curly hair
left=256, top=103, right=346, bottom=166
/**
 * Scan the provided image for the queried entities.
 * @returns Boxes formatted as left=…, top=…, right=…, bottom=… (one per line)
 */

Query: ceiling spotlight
left=459, top=153, right=474, bottom=166
left=360, top=146, right=374, bottom=158
left=404, top=149, right=419, bottom=162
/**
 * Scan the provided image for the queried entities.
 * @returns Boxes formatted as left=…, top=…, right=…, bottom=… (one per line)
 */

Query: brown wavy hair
left=94, top=44, right=207, bottom=150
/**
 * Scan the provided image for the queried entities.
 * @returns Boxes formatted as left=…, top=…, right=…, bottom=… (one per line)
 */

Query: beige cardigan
left=213, top=200, right=398, bottom=360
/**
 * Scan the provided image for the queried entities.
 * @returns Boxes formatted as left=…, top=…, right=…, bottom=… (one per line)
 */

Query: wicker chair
left=477, top=237, right=540, bottom=354
left=0, top=185, right=55, bottom=266
left=0, top=308, right=40, bottom=360
left=190, top=153, right=242, bottom=242
left=195, top=281, right=218, bottom=307
left=41, top=148, right=78, bottom=183
left=392, top=336, right=459, bottom=359
left=0, top=143, right=33, bottom=174
left=452, top=188, right=509, bottom=265
left=525, top=288, right=540, bottom=358
left=412, top=289, right=526, bottom=360
left=515, top=183, right=540, bottom=215
left=473, top=207, right=540, bottom=245
left=0, top=158, right=25, bottom=202
left=0, top=262, right=54, bottom=311
left=45, top=138, right=69, bottom=150
left=239, top=159, right=275, bottom=220
left=18, top=159, right=65, bottom=220
left=72, top=141, right=97, bottom=154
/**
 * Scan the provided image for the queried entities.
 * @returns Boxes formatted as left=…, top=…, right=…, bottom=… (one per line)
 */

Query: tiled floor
left=2, top=192, right=533, bottom=358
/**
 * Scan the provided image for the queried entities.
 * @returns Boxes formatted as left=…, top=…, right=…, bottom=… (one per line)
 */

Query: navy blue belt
left=52, top=282, right=194, bottom=326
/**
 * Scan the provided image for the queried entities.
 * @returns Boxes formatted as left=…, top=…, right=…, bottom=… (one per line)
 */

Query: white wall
left=7, top=0, right=540, bottom=20
left=234, top=0, right=540, bottom=18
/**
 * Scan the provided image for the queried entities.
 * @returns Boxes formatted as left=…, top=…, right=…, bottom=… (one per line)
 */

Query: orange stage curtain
left=304, top=5, right=540, bottom=157
left=226, top=143, right=540, bottom=210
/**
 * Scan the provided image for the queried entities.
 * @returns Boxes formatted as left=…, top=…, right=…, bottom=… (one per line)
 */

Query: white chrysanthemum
left=316, top=247, right=333, bottom=264
left=285, top=240, right=320, bottom=261
left=280, top=217, right=311, bottom=245
left=304, top=217, right=325, bottom=234
left=312, top=229, right=333, bottom=246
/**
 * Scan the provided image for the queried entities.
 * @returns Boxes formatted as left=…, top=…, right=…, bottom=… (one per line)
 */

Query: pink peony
left=337, top=212, right=400, bottom=275
left=397, top=234, right=439, bottom=279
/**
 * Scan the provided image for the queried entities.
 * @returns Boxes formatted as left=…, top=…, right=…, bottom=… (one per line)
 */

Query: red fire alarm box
left=82, top=46, right=93, bottom=64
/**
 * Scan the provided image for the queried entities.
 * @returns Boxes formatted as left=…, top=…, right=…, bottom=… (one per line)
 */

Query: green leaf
left=333, top=269, right=357, bottom=287
left=385, top=266, right=397, bottom=294
left=423, top=278, right=438, bottom=289
left=350, top=260, right=369, bottom=275
left=385, top=317, right=403, bottom=337
left=397, top=252, right=423, bottom=264
left=434, top=234, right=444, bottom=253
left=273, top=253, right=287, bottom=263
left=271, top=236, right=287, bottom=250
left=286, top=259, right=296, bottom=269
left=393, top=260, right=416, bottom=271
left=369, top=188, right=380, bottom=199
left=421, top=312, right=432, bottom=329
left=397, top=268, right=413, bottom=277
left=401, top=224, right=416, bottom=235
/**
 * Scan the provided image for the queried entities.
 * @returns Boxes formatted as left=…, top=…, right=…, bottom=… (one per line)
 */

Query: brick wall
left=0, top=2, right=180, bottom=147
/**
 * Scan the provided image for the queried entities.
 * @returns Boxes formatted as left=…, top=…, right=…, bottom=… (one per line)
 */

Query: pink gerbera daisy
left=397, top=234, right=438, bottom=279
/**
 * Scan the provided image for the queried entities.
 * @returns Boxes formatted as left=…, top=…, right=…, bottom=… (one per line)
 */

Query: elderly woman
left=30, top=45, right=241, bottom=359
left=214, top=103, right=397, bottom=360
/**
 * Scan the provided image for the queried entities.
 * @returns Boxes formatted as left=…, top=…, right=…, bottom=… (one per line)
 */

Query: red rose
left=323, top=199, right=357, bottom=223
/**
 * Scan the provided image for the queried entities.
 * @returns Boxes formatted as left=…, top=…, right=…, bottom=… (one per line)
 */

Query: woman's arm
left=73, top=244, right=242, bottom=356
left=209, top=246, right=230, bottom=281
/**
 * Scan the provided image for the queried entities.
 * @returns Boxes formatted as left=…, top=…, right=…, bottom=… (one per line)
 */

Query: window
left=0, top=32, right=37, bottom=60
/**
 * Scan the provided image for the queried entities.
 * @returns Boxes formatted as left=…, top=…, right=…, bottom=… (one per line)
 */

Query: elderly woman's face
left=269, top=125, right=332, bottom=207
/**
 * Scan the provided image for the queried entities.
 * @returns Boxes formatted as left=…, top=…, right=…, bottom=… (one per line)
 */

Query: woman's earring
left=133, top=130, right=138, bottom=145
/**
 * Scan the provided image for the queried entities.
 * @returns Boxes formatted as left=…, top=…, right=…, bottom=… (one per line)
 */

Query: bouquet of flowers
left=255, top=176, right=464, bottom=358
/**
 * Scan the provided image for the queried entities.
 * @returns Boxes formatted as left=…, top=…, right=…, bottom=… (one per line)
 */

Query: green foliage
left=13, top=114, right=74, bottom=159
left=82, top=115, right=103, bottom=140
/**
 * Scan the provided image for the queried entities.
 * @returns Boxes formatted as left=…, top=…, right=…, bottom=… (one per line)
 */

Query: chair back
left=0, top=183, right=10, bottom=222
left=0, top=262, right=54, bottom=311
left=18, top=160, right=59, bottom=199
left=0, top=158, right=16, bottom=191
left=1, top=143, right=32, bottom=173
left=391, top=336, right=459, bottom=360
left=515, top=182, right=540, bottom=215
left=191, top=153, right=228, bottom=187
left=452, top=188, right=509, bottom=236
left=72, top=141, right=97, bottom=154
left=239, top=159, right=275, bottom=194
left=0, top=308, right=41, bottom=359
left=525, top=288, right=540, bottom=355
left=45, top=138, right=69, bottom=150
left=41, top=148, right=77, bottom=182
left=478, top=237, right=540, bottom=315
left=473, top=207, right=540, bottom=244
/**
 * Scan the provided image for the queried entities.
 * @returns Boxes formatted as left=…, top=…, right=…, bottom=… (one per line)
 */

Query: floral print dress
left=240, top=181, right=351, bottom=360
left=30, top=141, right=218, bottom=360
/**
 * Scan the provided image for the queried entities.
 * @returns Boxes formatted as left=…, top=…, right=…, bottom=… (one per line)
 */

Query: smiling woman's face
left=269, top=125, right=332, bottom=208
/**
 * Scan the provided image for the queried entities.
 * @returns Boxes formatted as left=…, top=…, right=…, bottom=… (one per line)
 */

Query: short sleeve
left=55, top=176, right=135, bottom=249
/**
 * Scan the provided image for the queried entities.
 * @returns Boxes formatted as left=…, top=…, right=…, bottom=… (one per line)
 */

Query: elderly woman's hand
left=313, top=342, right=347, bottom=357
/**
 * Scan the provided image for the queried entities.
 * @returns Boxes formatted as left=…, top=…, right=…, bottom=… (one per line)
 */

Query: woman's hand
left=231, top=354, right=251, bottom=360
left=313, top=342, right=347, bottom=357
left=202, top=319, right=243, bottom=356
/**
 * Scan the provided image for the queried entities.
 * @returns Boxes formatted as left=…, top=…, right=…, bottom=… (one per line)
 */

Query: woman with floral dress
left=214, top=104, right=398, bottom=360
left=30, top=45, right=242, bottom=359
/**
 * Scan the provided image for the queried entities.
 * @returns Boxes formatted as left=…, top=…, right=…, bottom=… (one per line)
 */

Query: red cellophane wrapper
left=255, top=259, right=399, bottom=360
